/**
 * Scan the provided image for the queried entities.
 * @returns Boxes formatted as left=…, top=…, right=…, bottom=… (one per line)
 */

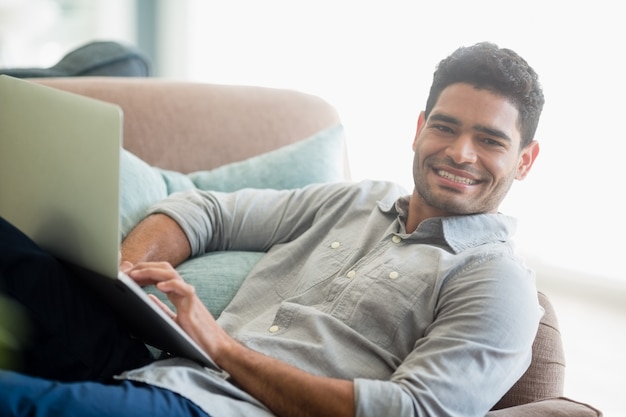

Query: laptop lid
left=0, top=75, right=122, bottom=277
left=0, top=75, right=219, bottom=369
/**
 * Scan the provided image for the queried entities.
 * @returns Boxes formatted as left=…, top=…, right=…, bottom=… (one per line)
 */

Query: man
left=0, top=42, right=544, bottom=417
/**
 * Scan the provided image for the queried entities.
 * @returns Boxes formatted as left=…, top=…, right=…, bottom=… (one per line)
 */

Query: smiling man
left=1, top=42, right=545, bottom=417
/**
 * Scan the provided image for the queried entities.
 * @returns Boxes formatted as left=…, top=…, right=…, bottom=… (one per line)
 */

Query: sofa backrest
left=32, top=77, right=345, bottom=175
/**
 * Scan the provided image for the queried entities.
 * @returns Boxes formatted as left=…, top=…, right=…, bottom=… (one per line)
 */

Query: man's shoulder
left=333, top=179, right=408, bottom=200
left=301, top=179, right=407, bottom=206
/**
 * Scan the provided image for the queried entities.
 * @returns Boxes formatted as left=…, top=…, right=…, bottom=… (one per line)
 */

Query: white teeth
left=437, top=170, right=477, bottom=185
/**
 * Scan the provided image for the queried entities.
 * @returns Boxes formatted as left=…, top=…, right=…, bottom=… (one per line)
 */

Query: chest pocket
left=274, top=238, right=356, bottom=300
left=337, top=259, right=434, bottom=350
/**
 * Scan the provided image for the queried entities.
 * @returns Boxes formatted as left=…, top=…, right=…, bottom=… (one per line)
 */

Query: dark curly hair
left=425, top=42, right=545, bottom=148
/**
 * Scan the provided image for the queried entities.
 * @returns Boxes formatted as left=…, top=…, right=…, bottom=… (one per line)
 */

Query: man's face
left=412, top=83, right=538, bottom=217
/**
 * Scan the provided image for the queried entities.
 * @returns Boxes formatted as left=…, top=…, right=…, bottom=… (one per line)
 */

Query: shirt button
left=269, top=325, right=280, bottom=333
left=392, top=235, right=402, bottom=244
left=389, top=271, right=399, bottom=280
left=330, top=241, right=341, bottom=249
left=346, top=270, right=356, bottom=279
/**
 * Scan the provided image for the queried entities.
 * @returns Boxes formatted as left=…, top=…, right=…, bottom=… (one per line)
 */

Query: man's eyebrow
left=429, top=112, right=513, bottom=143
left=428, top=113, right=461, bottom=125
left=474, top=124, right=512, bottom=143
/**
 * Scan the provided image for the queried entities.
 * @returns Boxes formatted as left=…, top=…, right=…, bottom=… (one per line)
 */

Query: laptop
left=0, top=75, right=218, bottom=370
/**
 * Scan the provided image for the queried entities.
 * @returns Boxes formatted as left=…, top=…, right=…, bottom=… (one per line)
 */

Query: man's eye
left=432, top=124, right=453, bottom=133
left=482, top=138, right=504, bottom=147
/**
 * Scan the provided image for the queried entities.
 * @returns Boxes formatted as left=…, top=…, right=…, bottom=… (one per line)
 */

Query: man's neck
left=406, top=189, right=469, bottom=233
left=406, top=189, right=435, bottom=233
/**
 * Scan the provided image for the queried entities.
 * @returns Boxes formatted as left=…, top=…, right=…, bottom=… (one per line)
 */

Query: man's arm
left=129, top=262, right=355, bottom=417
left=219, top=342, right=355, bottom=417
left=121, top=213, right=191, bottom=268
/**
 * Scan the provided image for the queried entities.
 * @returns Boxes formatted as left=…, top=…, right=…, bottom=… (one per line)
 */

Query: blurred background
left=1, top=0, right=623, bottom=415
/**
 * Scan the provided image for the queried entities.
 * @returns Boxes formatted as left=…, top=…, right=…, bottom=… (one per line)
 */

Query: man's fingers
left=148, top=294, right=177, bottom=319
left=156, top=278, right=195, bottom=296
left=127, top=262, right=179, bottom=285
left=120, top=261, right=133, bottom=273
left=128, top=263, right=207, bottom=338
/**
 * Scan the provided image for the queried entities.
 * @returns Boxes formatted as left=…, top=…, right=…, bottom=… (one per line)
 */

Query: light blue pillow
left=121, top=124, right=346, bottom=317
left=159, top=124, right=346, bottom=193
left=144, top=251, right=264, bottom=315
left=120, top=150, right=168, bottom=239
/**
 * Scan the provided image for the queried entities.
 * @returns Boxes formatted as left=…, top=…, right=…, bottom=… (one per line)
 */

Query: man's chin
left=416, top=186, right=487, bottom=215
left=429, top=196, right=481, bottom=216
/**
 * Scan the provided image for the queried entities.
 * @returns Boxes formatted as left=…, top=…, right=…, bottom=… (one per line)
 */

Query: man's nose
left=445, top=135, right=477, bottom=164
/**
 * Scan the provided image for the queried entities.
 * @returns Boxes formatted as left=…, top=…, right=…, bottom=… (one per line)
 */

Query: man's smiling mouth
left=436, top=169, right=478, bottom=185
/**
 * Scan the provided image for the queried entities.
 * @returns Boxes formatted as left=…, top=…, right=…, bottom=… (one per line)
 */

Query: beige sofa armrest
left=486, top=397, right=603, bottom=417
left=32, top=77, right=344, bottom=174
left=494, top=293, right=565, bottom=409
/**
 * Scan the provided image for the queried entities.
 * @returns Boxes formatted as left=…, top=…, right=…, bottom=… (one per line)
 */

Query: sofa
left=29, top=77, right=602, bottom=416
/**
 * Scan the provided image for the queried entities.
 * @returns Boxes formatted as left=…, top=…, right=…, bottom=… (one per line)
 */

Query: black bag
left=0, top=41, right=151, bottom=78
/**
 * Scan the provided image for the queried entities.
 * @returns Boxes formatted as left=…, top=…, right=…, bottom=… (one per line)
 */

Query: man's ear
left=516, top=140, right=540, bottom=180
left=412, top=111, right=427, bottom=151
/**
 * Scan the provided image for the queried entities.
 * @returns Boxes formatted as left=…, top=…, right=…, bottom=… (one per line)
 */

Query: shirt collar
left=378, top=196, right=517, bottom=254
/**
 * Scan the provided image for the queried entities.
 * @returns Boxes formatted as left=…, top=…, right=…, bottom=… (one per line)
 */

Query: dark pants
left=0, top=371, right=209, bottom=417
left=0, top=217, right=210, bottom=417
left=0, top=217, right=152, bottom=382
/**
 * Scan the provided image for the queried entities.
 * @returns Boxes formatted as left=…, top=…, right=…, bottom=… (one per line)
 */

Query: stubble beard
left=413, top=158, right=515, bottom=216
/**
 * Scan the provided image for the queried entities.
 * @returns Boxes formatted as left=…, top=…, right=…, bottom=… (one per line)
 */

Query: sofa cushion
left=120, top=150, right=169, bottom=239
left=486, top=397, right=603, bottom=416
left=121, top=124, right=346, bottom=316
left=165, top=251, right=264, bottom=316
left=157, top=123, right=346, bottom=193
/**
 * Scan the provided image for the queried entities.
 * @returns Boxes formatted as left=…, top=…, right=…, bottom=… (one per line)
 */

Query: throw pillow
left=120, top=150, right=168, bottom=239
left=121, top=123, right=347, bottom=317
left=144, top=251, right=264, bottom=316
left=158, top=124, right=346, bottom=194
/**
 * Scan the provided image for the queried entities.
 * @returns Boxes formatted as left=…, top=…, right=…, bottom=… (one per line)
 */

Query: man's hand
left=125, top=262, right=232, bottom=359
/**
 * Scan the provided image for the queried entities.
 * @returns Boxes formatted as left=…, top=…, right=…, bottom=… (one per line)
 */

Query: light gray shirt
left=119, top=180, right=542, bottom=417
